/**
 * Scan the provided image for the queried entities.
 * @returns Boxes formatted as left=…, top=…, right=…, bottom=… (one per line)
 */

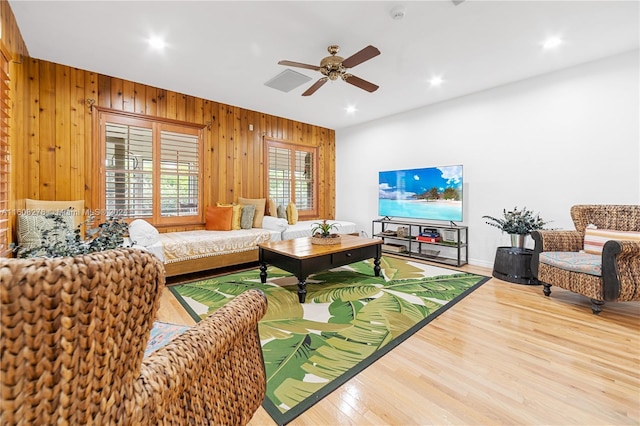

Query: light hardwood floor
left=157, top=261, right=640, bottom=426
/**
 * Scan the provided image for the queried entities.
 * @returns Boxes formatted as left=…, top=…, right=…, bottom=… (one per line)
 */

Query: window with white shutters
left=99, top=111, right=203, bottom=226
left=265, top=139, right=317, bottom=216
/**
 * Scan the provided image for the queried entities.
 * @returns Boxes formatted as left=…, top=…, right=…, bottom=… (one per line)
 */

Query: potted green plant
left=310, top=219, right=341, bottom=245
left=482, top=206, right=549, bottom=248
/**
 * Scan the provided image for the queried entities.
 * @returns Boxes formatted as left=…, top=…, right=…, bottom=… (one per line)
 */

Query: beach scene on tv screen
left=379, top=165, right=463, bottom=221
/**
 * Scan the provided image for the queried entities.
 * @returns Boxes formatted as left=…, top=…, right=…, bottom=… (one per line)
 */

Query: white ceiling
left=9, top=0, right=640, bottom=130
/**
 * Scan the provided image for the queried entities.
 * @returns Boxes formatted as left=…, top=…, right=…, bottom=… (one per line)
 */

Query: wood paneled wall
left=3, top=1, right=335, bottom=236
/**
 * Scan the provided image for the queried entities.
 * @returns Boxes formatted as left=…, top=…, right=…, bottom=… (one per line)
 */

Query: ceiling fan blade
left=343, top=74, right=379, bottom=93
left=341, top=45, right=380, bottom=69
left=278, top=60, right=319, bottom=71
left=302, top=77, right=328, bottom=96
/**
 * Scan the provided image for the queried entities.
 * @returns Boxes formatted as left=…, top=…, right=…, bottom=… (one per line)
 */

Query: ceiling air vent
left=265, top=69, right=312, bottom=93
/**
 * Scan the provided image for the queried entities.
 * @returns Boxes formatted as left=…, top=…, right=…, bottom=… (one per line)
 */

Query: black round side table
left=492, top=246, right=540, bottom=285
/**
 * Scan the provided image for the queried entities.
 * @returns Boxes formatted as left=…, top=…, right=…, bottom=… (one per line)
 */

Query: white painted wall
left=336, top=50, right=640, bottom=268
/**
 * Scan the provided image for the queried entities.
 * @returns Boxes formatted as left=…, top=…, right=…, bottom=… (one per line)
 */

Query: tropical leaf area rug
left=169, top=256, right=489, bottom=425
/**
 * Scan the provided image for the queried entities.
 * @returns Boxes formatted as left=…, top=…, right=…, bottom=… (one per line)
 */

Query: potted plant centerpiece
left=482, top=206, right=549, bottom=248
left=310, top=219, right=341, bottom=245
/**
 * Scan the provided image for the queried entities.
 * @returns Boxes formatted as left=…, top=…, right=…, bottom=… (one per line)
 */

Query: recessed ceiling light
left=148, top=36, right=166, bottom=50
left=345, top=105, right=357, bottom=114
left=542, top=36, right=563, bottom=50
left=428, top=76, right=444, bottom=87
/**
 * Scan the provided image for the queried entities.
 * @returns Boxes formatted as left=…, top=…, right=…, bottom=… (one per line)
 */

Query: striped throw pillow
left=584, top=228, right=640, bottom=255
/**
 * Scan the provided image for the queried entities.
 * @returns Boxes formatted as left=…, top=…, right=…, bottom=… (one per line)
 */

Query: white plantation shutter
left=105, top=123, right=153, bottom=218
left=267, top=146, right=291, bottom=207
left=159, top=130, right=200, bottom=217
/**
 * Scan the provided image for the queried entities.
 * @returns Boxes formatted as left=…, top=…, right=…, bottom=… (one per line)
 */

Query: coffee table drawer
left=331, top=246, right=378, bottom=266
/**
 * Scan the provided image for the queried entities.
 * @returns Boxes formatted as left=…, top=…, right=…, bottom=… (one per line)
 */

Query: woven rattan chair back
left=1, top=248, right=165, bottom=425
left=571, top=204, right=640, bottom=235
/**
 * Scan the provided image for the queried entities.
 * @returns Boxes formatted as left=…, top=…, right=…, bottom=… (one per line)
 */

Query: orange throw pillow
left=205, top=205, right=233, bottom=231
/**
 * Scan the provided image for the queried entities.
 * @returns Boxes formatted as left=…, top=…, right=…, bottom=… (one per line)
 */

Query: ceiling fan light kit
left=278, top=44, right=380, bottom=96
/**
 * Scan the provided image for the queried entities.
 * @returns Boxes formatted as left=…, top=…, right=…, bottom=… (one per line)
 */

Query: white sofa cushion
left=262, top=215, right=289, bottom=233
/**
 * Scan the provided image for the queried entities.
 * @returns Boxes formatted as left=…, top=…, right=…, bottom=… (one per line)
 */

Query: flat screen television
left=378, top=165, right=463, bottom=222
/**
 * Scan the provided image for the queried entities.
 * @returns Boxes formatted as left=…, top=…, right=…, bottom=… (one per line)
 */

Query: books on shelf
left=421, top=228, right=440, bottom=235
left=416, top=235, right=441, bottom=243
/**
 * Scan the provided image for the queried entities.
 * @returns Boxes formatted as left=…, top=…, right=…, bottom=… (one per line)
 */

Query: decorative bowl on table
left=311, top=233, right=342, bottom=245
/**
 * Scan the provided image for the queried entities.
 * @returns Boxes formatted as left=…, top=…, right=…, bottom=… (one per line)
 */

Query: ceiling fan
left=278, top=45, right=380, bottom=96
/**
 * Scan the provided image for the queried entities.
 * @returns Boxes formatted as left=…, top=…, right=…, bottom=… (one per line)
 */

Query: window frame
left=95, top=108, right=205, bottom=226
left=264, top=138, right=318, bottom=218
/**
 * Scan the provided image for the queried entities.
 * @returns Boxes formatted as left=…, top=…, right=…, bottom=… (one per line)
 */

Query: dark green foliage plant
left=311, top=219, right=338, bottom=237
left=18, top=213, right=128, bottom=258
left=482, top=206, right=549, bottom=235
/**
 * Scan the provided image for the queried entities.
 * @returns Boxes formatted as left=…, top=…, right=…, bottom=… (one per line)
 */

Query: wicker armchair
left=1, top=248, right=267, bottom=425
left=531, top=205, right=640, bottom=314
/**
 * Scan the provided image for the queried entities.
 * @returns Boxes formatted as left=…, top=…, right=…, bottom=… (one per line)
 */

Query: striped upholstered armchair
left=0, top=248, right=267, bottom=425
left=531, top=205, right=640, bottom=314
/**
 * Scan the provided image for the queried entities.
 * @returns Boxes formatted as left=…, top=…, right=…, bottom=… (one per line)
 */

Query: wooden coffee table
left=258, top=235, right=382, bottom=303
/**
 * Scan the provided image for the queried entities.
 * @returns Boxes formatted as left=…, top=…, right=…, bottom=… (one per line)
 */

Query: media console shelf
left=372, top=218, right=468, bottom=267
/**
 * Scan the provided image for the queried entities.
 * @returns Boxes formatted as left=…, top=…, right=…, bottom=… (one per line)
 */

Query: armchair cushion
left=539, top=252, right=601, bottom=276
left=584, top=228, right=640, bottom=255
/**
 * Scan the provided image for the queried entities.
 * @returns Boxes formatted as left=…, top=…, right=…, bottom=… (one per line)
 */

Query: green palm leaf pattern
left=170, top=257, right=487, bottom=420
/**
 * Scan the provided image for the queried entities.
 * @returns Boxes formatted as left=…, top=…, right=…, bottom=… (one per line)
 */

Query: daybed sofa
left=128, top=217, right=357, bottom=277
left=14, top=198, right=356, bottom=277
